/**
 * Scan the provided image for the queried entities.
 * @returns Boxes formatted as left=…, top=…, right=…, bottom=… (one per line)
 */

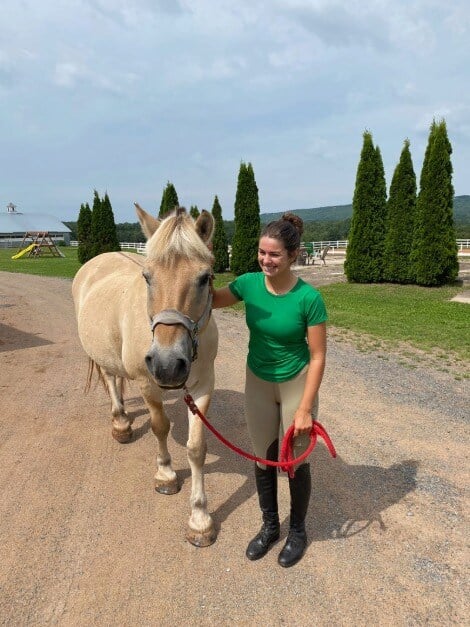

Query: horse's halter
left=149, top=291, right=213, bottom=362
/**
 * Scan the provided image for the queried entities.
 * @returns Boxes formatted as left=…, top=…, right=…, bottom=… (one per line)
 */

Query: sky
left=1, top=0, right=469, bottom=223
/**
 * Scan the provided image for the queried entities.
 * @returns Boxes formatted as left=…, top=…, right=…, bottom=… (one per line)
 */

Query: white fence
left=70, top=239, right=469, bottom=253
left=301, top=240, right=348, bottom=252
left=69, top=241, right=143, bottom=250
left=70, top=240, right=349, bottom=251
left=303, top=240, right=470, bottom=251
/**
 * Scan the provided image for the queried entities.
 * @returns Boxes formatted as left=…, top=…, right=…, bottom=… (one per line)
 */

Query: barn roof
left=0, top=211, right=71, bottom=234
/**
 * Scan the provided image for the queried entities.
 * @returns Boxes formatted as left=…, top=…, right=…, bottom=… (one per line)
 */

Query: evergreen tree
left=190, top=205, right=200, bottom=219
left=211, top=195, right=229, bottom=272
left=159, top=182, right=179, bottom=217
left=77, top=202, right=93, bottom=264
left=230, top=162, right=261, bottom=275
left=100, top=192, right=121, bottom=253
left=344, top=132, right=388, bottom=282
left=90, top=189, right=105, bottom=258
left=412, top=120, right=459, bottom=286
left=90, top=190, right=120, bottom=257
left=383, top=140, right=417, bottom=283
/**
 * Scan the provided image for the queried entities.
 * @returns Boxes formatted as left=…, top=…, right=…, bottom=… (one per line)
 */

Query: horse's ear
left=135, top=202, right=161, bottom=240
left=195, top=210, right=214, bottom=245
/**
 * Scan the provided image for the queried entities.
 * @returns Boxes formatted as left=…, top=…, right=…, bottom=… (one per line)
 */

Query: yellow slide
left=11, top=244, right=37, bottom=260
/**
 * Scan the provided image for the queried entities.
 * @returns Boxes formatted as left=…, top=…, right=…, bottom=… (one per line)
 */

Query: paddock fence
left=68, top=239, right=470, bottom=256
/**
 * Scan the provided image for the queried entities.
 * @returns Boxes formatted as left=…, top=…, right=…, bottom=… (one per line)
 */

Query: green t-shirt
left=229, top=272, right=327, bottom=382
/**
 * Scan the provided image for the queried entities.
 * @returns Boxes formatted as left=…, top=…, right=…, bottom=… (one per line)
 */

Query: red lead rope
left=183, top=392, right=337, bottom=478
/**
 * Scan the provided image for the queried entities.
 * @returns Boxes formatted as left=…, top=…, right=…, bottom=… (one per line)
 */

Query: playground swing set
left=11, top=232, right=65, bottom=260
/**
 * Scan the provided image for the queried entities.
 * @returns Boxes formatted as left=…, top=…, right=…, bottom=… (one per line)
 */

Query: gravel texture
left=0, top=266, right=468, bottom=626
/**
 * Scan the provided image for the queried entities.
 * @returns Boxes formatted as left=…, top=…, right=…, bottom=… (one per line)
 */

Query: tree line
left=345, top=120, right=458, bottom=286
left=73, top=182, right=230, bottom=273
left=73, top=119, right=460, bottom=286
left=76, top=190, right=121, bottom=264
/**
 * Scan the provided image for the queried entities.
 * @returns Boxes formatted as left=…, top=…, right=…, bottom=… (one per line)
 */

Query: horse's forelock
left=146, top=210, right=212, bottom=264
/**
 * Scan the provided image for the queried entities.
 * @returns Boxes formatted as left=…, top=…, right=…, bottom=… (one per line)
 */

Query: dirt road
left=0, top=270, right=468, bottom=626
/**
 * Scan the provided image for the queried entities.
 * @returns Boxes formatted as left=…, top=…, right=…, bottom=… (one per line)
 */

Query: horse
left=72, top=204, right=219, bottom=547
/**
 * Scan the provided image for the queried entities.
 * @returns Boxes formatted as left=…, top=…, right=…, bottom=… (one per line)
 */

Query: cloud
left=85, top=0, right=187, bottom=26
left=0, top=0, right=469, bottom=221
left=53, top=60, right=137, bottom=94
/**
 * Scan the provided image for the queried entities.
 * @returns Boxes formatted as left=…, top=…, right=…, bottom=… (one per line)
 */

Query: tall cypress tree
left=211, top=195, right=229, bottom=273
left=90, top=189, right=105, bottom=258
left=383, top=139, right=417, bottom=283
left=100, top=192, right=121, bottom=253
left=90, top=190, right=120, bottom=257
left=190, top=205, right=200, bottom=219
left=230, top=162, right=261, bottom=275
left=344, top=132, right=387, bottom=282
left=373, top=145, right=388, bottom=280
left=159, top=182, right=179, bottom=217
left=412, top=120, right=459, bottom=286
left=77, top=202, right=93, bottom=264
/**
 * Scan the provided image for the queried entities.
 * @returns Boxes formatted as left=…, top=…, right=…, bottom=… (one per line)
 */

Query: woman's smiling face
left=258, top=236, right=296, bottom=277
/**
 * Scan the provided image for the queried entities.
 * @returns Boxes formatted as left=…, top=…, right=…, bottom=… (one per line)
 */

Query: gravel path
left=0, top=269, right=468, bottom=626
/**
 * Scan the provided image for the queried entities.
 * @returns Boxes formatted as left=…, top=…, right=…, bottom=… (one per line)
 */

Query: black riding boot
left=278, top=463, right=311, bottom=568
left=246, top=463, right=280, bottom=560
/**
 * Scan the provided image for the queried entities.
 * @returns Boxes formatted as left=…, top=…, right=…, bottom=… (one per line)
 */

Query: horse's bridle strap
left=151, top=309, right=196, bottom=334
left=149, top=293, right=212, bottom=361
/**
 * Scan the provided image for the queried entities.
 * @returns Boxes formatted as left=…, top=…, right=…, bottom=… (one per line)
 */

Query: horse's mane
left=146, top=207, right=213, bottom=265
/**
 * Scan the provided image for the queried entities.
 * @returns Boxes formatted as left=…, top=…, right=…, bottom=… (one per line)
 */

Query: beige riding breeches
left=244, top=365, right=319, bottom=470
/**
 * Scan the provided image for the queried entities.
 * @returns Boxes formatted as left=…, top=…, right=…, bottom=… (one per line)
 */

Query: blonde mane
left=146, top=208, right=213, bottom=265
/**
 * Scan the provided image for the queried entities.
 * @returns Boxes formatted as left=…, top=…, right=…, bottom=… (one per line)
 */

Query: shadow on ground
left=0, top=322, right=53, bottom=352
left=126, top=387, right=418, bottom=547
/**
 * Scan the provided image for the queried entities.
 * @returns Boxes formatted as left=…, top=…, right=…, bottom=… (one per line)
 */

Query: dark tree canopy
left=211, top=195, right=229, bottom=273
left=100, top=192, right=121, bottom=254
left=412, top=120, right=458, bottom=286
left=382, top=139, right=417, bottom=283
left=344, top=132, right=387, bottom=283
left=90, top=190, right=104, bottom=258
left=90, top=190, right=120, bottom=258
left=77, top=202, right=93, bottom=264
left=230, top=162, right=261, bottom=275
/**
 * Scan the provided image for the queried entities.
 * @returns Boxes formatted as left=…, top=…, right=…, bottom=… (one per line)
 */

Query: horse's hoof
left=155, top=479, right=180, bottom=495
left=112, top=427, right=132, bottom=443
left=186, top=527, right=217, bottom=547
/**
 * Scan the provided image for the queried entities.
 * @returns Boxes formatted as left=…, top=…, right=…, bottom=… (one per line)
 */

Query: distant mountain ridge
left=261, top=195, right=470, bottom=224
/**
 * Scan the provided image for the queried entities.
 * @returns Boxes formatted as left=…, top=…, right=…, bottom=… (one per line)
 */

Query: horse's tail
left=85, top=358, right=106, bottom=394
left=84, top=358, right=128, bottom=397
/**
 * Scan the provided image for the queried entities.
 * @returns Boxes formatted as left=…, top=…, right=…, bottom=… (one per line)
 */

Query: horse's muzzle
left=145, top=345, right=191, bottom=389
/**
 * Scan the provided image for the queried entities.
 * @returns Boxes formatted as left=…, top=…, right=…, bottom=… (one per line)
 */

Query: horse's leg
left=185, top=391, right=216, bottom=547
left=139, top=379, right=179, bottom=495
left=104, top=372, right=132, bottom=443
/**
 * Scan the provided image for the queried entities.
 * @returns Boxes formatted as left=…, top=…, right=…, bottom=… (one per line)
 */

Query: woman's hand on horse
left=212, top=286, right=240, bottom=309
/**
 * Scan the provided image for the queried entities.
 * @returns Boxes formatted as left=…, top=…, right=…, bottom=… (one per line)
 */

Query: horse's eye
left=142, top=271, right=151, bottom=285
left=198, top=273, right=210, bottom=288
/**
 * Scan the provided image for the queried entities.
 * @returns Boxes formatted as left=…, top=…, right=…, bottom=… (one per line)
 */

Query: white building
left=0, top=203, right=71, bottom=248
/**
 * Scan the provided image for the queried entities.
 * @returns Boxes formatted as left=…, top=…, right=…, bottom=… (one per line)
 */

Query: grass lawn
left=320, top=282, right=469, bottom=364
left=0, top=246, right=81, bottom=279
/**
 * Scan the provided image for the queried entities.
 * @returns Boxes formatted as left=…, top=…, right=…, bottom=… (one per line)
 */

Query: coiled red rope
left=183, top=391, right=336, bottom=477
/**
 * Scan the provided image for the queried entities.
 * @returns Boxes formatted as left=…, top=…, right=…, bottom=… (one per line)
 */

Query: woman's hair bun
left=281, top=212, right=304, bottom=237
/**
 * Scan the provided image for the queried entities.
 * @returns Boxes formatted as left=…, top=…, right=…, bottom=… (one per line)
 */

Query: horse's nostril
left=176, top=357, right=189, bottom=376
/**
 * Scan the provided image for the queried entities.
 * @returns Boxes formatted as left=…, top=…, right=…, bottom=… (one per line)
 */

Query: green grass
left=320, top=282, right=469, bottom=361
left=0, top=246, right=81, bottom=279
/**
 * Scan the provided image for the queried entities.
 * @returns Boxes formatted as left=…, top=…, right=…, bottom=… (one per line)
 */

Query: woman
left=212, top=213, right=327, bottom=567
